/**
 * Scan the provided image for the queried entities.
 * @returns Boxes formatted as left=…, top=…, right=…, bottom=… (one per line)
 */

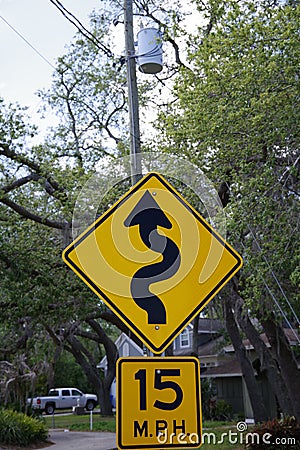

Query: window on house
left=180, top=328, right=190, bottom=348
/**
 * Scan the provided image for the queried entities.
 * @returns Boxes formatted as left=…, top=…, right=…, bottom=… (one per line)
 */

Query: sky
left=0, top=0, right=103, bottom=113
left=0, top=1, right=198, bottom=141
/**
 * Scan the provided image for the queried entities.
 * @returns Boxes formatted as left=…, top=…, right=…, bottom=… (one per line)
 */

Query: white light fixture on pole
left=137, top=27, right=163, bottom=74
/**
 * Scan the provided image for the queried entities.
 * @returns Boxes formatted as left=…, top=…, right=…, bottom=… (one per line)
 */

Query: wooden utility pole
left=124, top=0, right=142, bottom=185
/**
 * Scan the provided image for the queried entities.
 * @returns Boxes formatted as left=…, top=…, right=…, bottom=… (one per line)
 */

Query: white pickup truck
left=28, top=387, right=98, bottom=415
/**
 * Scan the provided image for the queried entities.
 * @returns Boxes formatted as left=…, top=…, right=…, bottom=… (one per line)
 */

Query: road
left=48, top=430, right=117, bottom=450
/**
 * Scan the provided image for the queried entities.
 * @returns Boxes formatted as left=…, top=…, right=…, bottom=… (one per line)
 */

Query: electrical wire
left=224, top=174, right=300, bottom=337
left=239, top=225, right=300, bottom=337
left=0, top=14, right=56, bottom=70
left=0, top=4, right=116, bottom=89
left=49, top=0, right=114, bottom=58
left=248, top=226, right=300, bottom=327
left=240, top=242, right=300, bottom=344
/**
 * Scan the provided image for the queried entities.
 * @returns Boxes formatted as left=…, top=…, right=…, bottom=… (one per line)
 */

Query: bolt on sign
left=62, top=172, right=243, bottom=354
left=117, top=357, right=202, bottom=449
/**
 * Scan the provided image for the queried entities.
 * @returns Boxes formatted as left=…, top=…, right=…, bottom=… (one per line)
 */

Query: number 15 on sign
left=117, top=357, right=202, bottom=449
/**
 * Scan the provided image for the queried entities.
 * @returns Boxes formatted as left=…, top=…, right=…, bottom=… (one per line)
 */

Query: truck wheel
left=45, top=403, right=55, bottom=415
left=85, top=400, right=95, bottom=411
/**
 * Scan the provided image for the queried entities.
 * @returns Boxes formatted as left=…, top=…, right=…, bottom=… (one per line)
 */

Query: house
left=173, top=318, right=299, bottom=420
left=200, top=327, right=299, bottom=420
left=99, top=319, right=225, bottom=409
left=98, top=332, right=144, bottom=373
left=173, top=318, right=224, bottom=356
left=99, top=320, right=299, bottom=419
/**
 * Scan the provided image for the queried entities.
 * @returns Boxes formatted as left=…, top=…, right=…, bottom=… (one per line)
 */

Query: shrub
left=0, top=409, right=48, bottom=446
left=214, top=399, right=233, bottom=420
left=246, top=416, right=300, bottom=450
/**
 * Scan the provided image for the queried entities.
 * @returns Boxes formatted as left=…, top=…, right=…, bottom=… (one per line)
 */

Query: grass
left=44, top=412, right=116, bottom=432
left=201, top=424, right=244, bottom=450
left=43, top=413, right=244, bottom=449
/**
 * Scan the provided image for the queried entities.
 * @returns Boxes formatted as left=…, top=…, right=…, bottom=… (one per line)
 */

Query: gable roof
left=223, top=328, right=299, bottom=353
left=198, top=335, right=225, bottom=357
left=97, top=332, right=143, bottom=369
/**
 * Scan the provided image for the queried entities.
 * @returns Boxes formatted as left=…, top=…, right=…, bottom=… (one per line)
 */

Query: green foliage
left=213, top=400, right=233, bottom=421
left=1, top=0, right=299, bottom=424
left=246, top=416, right=300, bottom=450
left=53, top=351, right=98, bottom=393
left=39, top=8, right=129, bottom=167
left=0, top=409, right=48, bottom=446
left=157, top=0, right=300, bottom=320
left=201, top=379, right=232, bottom=421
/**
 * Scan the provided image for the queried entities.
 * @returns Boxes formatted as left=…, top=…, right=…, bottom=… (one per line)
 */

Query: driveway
left=48, top=430, right=117, bottom=450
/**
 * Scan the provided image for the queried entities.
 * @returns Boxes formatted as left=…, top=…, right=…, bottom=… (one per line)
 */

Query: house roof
left=197, top=317, right=224, bottom=334
left=114, top=332, right=144, bottom=354
left=198, top=336, right=224, bottom=357
left=201, top=357, right=243, bottom=378
left=223, top=328, right=299, bottom=353
left=97, top=332, right=143, bottom=369
left=200, top=327, right=300, bottom=378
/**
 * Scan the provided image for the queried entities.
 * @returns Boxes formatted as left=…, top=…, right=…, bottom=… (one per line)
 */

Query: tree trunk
left=237, top=308, right=294, bottom=416
left=231, top=283, right=295, bottom=417
left=45, top=319, right=118, bottom=416
left=262, top=316, right=300, bottom=421
left=192, top=314, right=200, bottom=356
left=66, top=330, right=117, bottom=416
left=86, top=318, right=118, bottom=414
left=66, top=335, right=110, bottom=414
left=224, top=298, right=268, bottom=422
left=48, top=345, right=63, bottom=390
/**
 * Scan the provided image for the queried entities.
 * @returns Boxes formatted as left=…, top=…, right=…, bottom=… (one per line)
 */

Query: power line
left=248, top=226, right=300, bottom=327
left=225, top=182, right=299, bottom=333
left=241, top=241, right=300, bottom=344
left=0, top=14, right=56, bottom=70
left=49, top=0, right=114, bottom=58
left=0, top=3, right=115, bottom=85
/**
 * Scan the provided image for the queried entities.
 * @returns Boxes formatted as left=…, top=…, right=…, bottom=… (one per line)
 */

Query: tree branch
left=0, top=142, right=67, bottom=202
left=0, top=174, right=38, bottom=194
left=0, top=197, right=68, bottom=229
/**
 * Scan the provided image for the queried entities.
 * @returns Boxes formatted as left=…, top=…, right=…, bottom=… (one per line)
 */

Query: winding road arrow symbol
left=124, top=190, right=181, bottom=324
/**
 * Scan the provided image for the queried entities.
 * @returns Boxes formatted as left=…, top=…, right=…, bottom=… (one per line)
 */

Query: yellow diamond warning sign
left=62, top=172, right=242, bottom=353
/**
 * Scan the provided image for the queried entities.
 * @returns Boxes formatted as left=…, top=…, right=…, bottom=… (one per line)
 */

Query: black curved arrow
left=124, top=191, right=180, bottom=324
